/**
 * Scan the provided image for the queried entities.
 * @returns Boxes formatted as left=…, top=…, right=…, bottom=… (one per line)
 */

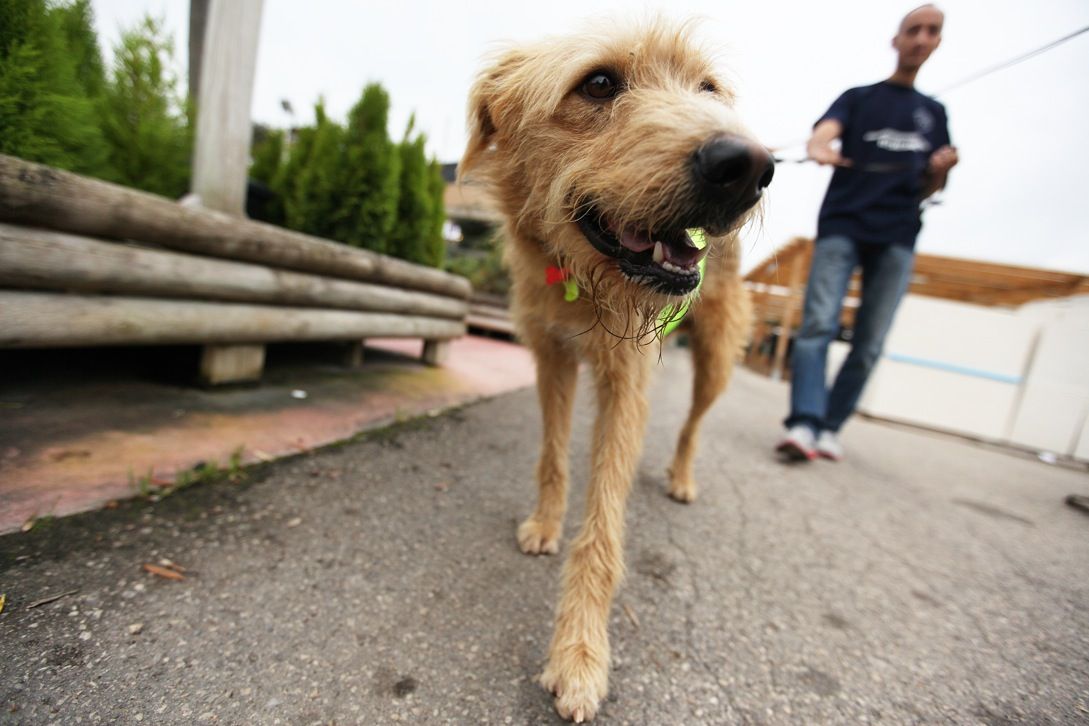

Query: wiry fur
left=460, top=18, right=756, bottom=722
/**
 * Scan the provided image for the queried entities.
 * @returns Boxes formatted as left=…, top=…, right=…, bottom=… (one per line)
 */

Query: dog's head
left=461, top=18, right=772, bottom=316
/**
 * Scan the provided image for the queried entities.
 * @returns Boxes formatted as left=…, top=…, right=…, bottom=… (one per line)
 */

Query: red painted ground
left=0, top=335, right=535, bottom=534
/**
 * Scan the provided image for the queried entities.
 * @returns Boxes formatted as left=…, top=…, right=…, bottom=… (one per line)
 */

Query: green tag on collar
left=563, top=278, right=579, bottom=302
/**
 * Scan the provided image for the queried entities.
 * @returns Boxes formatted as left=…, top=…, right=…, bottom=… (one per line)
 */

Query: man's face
left=892, top=6, right=944, bottom=71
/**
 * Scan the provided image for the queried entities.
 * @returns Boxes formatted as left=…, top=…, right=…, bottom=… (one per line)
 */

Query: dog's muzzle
left=573, top=134, right=774, bottom=297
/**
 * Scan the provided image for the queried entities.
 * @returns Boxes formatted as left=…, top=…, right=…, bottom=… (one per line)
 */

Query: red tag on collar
left=545, top=266, right=569, bottom=286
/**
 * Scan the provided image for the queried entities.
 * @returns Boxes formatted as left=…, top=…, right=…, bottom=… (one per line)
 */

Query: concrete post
left=189, top=0, right=266, bottom=384
left=189, top=0, right=264, bottom=216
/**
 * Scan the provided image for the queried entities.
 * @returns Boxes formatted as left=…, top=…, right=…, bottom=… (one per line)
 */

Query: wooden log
left=467, top=293, right=513, bottom=329
left=467, top=313, right=516, bottom=337
left=469, top=291, right=510, bottom=307
left=0, top=155, right=471, bottom=299
left=468, top=305, right=511, bottom=321
left=466, top=298, right=516, bottom=336
left=0, top=224, right=468, bottom=320
left=0, top=291, right=466, bottom=348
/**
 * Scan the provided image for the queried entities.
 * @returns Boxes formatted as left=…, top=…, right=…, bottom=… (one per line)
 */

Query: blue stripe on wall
left=884, top=353, right=1023, bottom=385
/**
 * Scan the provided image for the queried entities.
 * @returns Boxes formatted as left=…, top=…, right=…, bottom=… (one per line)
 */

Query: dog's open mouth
left=575, top=206, right=707, bottom=296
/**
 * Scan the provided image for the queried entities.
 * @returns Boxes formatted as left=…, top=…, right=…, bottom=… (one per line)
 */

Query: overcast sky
left=89, top=0, right=1089, bottom=276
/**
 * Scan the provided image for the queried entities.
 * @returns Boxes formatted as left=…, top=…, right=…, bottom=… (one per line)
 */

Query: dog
left=459, top=18, right=772, bottom=722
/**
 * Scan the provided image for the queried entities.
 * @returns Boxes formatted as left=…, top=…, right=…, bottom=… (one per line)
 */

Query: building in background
left=745, top=238, right=1089, bottom=462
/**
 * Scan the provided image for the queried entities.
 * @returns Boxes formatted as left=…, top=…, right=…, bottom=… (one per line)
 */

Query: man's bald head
left=892, top=4, right=944, bottom=74
left=899, top=4, right=944, bottom=34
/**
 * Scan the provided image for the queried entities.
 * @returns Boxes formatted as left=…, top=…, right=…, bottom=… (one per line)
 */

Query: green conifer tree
left=275, top=125, right=316, bottom=230
left=57, top=0, right=107, bottom=100
left=249, top=126, right=283, bottom=186
left=426, top=159, right=447, bottom=268
left=98, top=15, right=192, bottom=197
left=390, top=125, right=432, bottom=265
left=332, top=83, right=400, bottom=253
left=0, top=0, right=110, bottom=175
left=289, top=100, right=343, bottom=238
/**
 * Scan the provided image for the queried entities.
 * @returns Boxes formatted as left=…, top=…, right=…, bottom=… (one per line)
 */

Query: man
left=778, top=4, right=959, bottom=461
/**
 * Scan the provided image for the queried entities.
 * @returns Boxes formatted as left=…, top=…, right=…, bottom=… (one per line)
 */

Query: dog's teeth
left=652, top=241, right=665, bottom=264
left=662, top=260, right=687, bottom=274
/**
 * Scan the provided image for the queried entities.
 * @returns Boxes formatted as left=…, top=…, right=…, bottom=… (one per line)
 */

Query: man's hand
left=808, top=145, right=851, bottom=167
left=806, top=119, right=852, bottom=167
left=928, top=145, right=958, bottom=174
left=921, top=144, right=958, bottom=198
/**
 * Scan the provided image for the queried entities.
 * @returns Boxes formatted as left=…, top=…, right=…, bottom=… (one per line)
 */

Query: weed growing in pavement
left=130, top=446, right=247, bottom=501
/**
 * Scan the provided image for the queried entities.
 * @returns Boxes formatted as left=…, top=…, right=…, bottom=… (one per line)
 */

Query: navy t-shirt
left=816, top=81, right=950, bottom=247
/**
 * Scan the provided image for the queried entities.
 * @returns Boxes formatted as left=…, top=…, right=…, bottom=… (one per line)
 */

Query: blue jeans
left=785, top=235, right=915, bottom=434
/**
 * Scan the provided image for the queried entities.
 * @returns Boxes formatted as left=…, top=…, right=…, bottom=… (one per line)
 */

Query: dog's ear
left=459, top=50, right=528, bottom=180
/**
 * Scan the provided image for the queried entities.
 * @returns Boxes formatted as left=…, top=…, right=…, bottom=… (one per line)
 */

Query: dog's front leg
left=541, top=350, right=650, bottom=722
left=519, top=338, right=579, bottom=554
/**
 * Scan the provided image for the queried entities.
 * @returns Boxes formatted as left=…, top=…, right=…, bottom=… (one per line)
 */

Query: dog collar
left=545, top=265, right=580, bottom=301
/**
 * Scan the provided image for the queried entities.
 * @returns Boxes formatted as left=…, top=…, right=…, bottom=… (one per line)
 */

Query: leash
left=769, top=157, right=914, bottom=174
left=933, top=23, right=1088, bottom=96
left=767, top=156, right=943, bottom=207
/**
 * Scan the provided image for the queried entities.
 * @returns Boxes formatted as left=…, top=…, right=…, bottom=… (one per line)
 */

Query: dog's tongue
left=617, top=228, right=656, bottom=254
left=614, top=224, right=708, bottom=268
left=665, top=234, right=707, bottom=267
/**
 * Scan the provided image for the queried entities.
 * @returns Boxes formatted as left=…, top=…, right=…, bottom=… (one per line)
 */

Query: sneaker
left=816, top=430, right=845, bottom=462
left=776, top=425, right=817, bottom=461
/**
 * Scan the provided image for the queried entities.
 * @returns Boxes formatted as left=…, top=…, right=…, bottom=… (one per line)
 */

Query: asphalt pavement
left=2, top=347, right=1087, bottom=725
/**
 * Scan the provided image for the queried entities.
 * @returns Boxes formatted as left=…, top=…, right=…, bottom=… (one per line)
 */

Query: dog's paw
left=667, top=484, right=697, bottom=503
left=540, top=653, right=608, bottom=723
left=517, top=517, right=562, bottom=555
left=666, top=470, right=697, bottom=503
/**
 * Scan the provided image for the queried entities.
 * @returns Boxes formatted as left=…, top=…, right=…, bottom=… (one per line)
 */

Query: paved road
left=2, top=349, right=1087, bottom=724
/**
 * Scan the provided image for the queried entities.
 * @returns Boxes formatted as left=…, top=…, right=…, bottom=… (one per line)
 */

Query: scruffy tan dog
left=460, top=18, right=772, bottom=722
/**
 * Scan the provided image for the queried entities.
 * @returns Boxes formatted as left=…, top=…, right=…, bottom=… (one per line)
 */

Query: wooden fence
left=0, top=155, right=471, bottom=383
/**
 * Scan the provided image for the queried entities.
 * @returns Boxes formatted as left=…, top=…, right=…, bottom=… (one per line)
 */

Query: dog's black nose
left=694, top=135, right=775, bottom=193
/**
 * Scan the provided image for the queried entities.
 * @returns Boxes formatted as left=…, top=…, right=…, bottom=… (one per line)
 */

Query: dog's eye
left=582, top=72, right=619, bottom=100
left=699, top=80, right=718, bottom=94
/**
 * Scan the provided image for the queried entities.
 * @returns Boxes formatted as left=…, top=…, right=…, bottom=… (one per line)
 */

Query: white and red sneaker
left=776, top=425, right=817, bottom=461
left=816, top=430, right=845, bottom=462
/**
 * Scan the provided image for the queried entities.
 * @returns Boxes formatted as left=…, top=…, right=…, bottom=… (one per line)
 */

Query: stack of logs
left=467, top=292, right=515, bottom=338
left=0, top=155, right=471, bottom=383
